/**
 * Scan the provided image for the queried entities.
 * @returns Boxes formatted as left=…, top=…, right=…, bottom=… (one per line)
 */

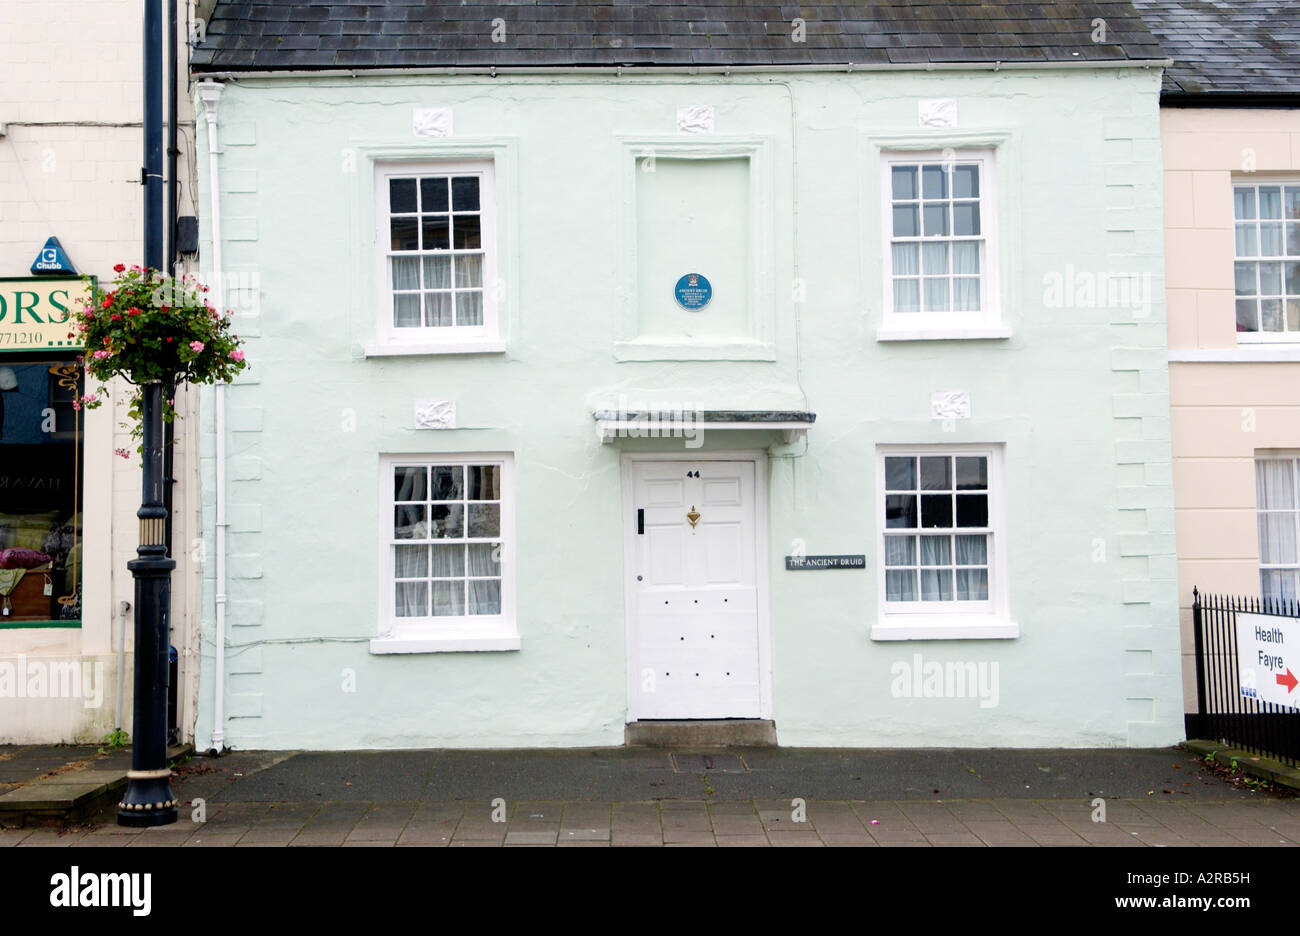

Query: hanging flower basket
left=74, top=265, right=248, bottom=445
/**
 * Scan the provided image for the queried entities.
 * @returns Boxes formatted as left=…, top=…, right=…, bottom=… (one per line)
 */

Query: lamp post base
left=117, top=769, right=179, bottom=826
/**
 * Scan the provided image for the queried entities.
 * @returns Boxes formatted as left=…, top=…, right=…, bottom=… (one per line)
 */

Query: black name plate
left=785, top=554, right=866, bottom=570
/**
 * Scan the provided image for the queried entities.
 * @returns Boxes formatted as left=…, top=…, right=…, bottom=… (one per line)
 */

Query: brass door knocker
left=687, top=506, right=700, bottom=529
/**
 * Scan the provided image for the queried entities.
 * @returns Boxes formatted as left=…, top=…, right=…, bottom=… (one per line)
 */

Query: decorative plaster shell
left=676, top=104, right=715, bottom=134
left=917, top=99, right=958, bottom=128
left=414, top=399, right=457, bottom=429
left=931, top=390, right=971, bottom=420
left=412, top=107, right=453, bottom=138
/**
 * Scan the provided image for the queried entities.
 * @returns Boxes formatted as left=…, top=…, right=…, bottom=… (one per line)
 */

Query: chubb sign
left=0, top=276, right=91, bottom=353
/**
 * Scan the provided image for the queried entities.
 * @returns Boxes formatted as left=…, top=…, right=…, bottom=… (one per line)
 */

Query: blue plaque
left=674, top=273, right=712, bottom=310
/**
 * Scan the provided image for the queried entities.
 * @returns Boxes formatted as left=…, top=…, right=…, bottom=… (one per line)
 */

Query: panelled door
left=627, top=460, right=761, bottom=719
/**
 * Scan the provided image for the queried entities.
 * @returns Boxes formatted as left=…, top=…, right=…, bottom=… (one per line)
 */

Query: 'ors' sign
left=1236, top=611, right=1299, bottom=710
left=0, top=277, right=90, bottom=353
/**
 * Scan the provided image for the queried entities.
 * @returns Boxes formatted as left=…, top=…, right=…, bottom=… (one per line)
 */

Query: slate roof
left=1132, top=1, right=1300, bottom=97
left=190, top=1, right=1167, bottom=72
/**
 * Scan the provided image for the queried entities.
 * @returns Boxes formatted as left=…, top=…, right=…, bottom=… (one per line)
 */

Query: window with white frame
left=1256, top=455, right=1299, bottom=604
left=1233, top=181, right=1300, bottom=339
left=381, top=455, right=514, bottom=643
left=375, top=161, right=497, bottom=345
left=882, top=451, right=993, bottom=606
left=883, top=150, right=997, bottom=332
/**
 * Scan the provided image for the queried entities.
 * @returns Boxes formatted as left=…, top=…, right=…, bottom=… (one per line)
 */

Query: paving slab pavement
left=0, top=743, right=1293, bottom=847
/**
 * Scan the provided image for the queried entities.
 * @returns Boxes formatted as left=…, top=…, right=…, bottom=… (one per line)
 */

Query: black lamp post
left=118, top=0, right=178, bottom=827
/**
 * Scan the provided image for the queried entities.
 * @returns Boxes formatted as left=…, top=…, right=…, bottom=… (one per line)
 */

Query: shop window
left=0, top=360, right=83, bottom=624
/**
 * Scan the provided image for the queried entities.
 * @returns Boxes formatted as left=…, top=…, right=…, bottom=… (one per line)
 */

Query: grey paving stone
left=819, top=832, right=877, bottom=846
left=925, top=832, right=985, bottom=846
left=716, top=834, right=770, bottom=847
left=17, top=831, right=80, bottom=847
left=72, top=835, right=134, bottom=847
left=612, top=833, right=664, bottom=847
left=129, top=831, right=197, bottom=847
left=238, top=827, right=298, bottom=844
left=183, top=833, right=243, bottom=847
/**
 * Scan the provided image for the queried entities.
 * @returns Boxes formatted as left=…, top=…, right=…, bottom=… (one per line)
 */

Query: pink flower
left=92, top=350, right=112, bottom=360
left=189, top=341, right=204, bottom=352
left=231, top=350, right=245, bottom=363
left=114, top=448, right=130, bottom=460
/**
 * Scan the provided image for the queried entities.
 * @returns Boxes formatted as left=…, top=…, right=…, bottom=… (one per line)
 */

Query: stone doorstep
left=625, top=720, right=777, bottom=748
left=1182, top=740, right=1300, bottom=792
left=0, top=744, right=194, bottom=828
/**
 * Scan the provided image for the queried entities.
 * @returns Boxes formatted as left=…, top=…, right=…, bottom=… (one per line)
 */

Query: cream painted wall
left=1163, top=107, right=1300, bottom=713
left=0, top=0, right=203, bottom=742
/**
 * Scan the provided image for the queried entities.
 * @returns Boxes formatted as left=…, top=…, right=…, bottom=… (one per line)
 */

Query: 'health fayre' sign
left=1236, top=610, right=1299, bottom=709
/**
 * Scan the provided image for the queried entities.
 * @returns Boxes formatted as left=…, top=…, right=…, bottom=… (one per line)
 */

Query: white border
left=370, top=451, right=519, bottom=654
left=872, top=443, right=1016, bottom=640
left=613, top=135, right=777, bottom=362
left=350, top=137, right=518, bottom=358
left=1170, top=347, right=1300, bottom=362
left=619, top=451, right=773, bottom=721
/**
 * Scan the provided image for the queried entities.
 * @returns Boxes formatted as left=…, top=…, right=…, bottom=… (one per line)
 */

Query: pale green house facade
left=189, top=2, right=1181, bottom=751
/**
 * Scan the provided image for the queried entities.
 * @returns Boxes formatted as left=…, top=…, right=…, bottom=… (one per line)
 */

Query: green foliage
left=74, top=265, right=248, bottom=443
left=98, top=729, right=129, bottom=755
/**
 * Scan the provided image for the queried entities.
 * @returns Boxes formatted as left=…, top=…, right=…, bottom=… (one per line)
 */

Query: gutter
left=190, top=59, right=1173, bottom=81
left=1161, top=91, right=1300, bottom=109
left=197, top=79, right=227, bottom=754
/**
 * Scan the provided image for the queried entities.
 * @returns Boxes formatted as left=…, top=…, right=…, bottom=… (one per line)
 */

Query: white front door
left=626, top=459, right=761, bottom=719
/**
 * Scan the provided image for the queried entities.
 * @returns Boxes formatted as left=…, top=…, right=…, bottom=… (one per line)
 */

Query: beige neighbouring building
left=0, top=0, right=206, bottom=743
left=1137, top=2, right=1300, bottom=723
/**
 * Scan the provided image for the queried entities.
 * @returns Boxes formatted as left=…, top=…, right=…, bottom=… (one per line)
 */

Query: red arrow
left=1276, top=669, right=1298, bottom=693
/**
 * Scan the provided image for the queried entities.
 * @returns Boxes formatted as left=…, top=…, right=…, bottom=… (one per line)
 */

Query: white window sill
left=369, top=634, right=521, bottom=654
left=876, top=326, right=1012, bottom=342
left=1169, top=346, right=1300, bottom=363
left=871, top=615, right=1018, bottom=641
left=613, top=338, right=777, bottom=362
left=364, top=339, right=507, bottom=357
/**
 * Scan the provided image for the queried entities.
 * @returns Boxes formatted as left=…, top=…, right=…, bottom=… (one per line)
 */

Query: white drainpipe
left=198, top=80, right=226, bottom=753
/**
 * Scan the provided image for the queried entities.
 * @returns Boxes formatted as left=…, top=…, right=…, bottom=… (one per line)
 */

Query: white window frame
left=878, top=148, right=1005, bottom=341
left=1254, top=453, right=1300, bottom=604
left=371, top=160, right=502, bottom=354
left=1232, top=178, right=1300, bottom=345
left=873, top=444, right=1015, bottom=640
left=371, top=452, right=519, bottom=654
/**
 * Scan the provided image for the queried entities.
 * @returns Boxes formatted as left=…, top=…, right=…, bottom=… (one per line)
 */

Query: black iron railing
left=1190, top=588, right=1300, bottom=766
